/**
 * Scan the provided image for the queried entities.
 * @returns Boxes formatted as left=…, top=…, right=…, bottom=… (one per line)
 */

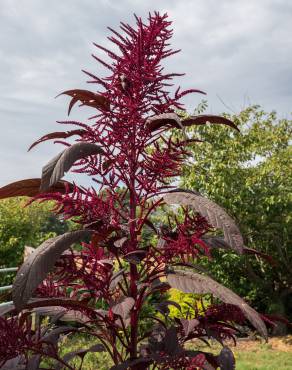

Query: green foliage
left=168, top=289, right=207, bottom=318
left=181, top=104, right=292, bottom=323
left=0, top=197, right=69, bottom=286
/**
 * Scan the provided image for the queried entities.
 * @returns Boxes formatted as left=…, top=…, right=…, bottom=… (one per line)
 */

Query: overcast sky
left=0, top=0, right=291, bottom=186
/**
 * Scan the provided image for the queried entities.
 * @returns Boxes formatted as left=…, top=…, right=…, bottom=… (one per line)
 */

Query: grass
left=51, top=334, right=292, bottom=369
left=232, top=337, right=292, bottom=370
left=235, top=349, right=291, bottom=370
left=189, top=337, right=292, bottom=370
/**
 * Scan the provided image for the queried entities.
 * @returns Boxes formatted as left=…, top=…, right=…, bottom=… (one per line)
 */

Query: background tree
left=0, top=197, right=69, bottom=287
left=182, top=104, right=292, bottom=332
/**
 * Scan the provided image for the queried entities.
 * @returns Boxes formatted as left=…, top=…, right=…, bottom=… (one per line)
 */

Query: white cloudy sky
left=0, top=0, right=291, bottom=186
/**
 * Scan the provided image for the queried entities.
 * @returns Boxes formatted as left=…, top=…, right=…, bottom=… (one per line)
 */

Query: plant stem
left=129, top=149, right=139, bottom=358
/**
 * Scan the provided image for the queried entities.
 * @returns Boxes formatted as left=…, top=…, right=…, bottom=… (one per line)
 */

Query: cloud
left=0, top=0, right=291, bottom=185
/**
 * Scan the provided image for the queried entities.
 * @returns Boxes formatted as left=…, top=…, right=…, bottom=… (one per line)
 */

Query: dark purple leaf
left=113, top=237, right=127, bottom=248
left=147, top=113, right=239, bottom=132
left=27, top=355, right=42, bottom=369
left=150, top=279, right=171, bottom=293
left=109, top=269, right=126, bottom=290
left=0, top=178, right=73, bottom=200
left=26, top=297, right=94, bottom=309
left=146, top=112, right=184, bottom=132
left=124, top=250, right=147, bottom=264
left=148, top=325, right=166, bottom=352
left=42, top=326, right=76, bottom=346
left=166, top=269, right=267, bottom=339
left=12, top=230, right=92, bottom=310
left=110, top=358, right=152, bottom=370
left=56, top=343, right=105, bottom=370
left=40, top=142, right=104, bottom=191
left=28, top=130, right=86, bottom=151
left=155, top=300, right=181, bottom=316
left=164, top=326, right=181, bottom=355
left=0, top=357, right=25, bottom=370
left=33, top=306, right=66, bottom=317
left=155, top=302, right=170, bottom=315
left=182, top=115, right=239, bottom=131
left=111, top=297, right=135, bottom=319
left=163, top=189, right=244, bottom=253
left=115, top=316, right=131, bottom=328
left=1, top=298, right=77, bottom=317
left=217, top=346, right=235, bottom=370
left=34, top=306, right=90, bottom=324
left=180, top=318, right=200, bottom=336
left=201, top=236, right=231, bottom=250
left=57, top=89, right=110, bottom=115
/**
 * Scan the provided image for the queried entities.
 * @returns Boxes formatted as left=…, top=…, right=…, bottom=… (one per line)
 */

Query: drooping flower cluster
left=154, top=352, right=207, bottom=370
left=54, top=244, right=113, bottom=301
left=0, top=316, right=32, bottom=364
left=31, top=184, right=120, bottom=228
left=160, top=210, right=212, bottom=261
